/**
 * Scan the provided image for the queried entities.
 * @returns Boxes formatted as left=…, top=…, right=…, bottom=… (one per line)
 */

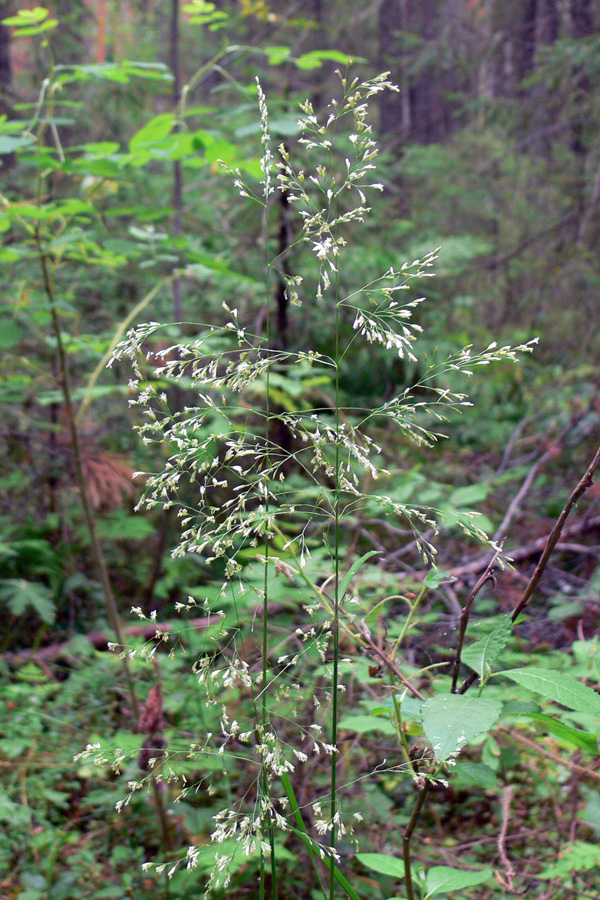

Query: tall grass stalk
left=107, top=71, right=536, bottom=897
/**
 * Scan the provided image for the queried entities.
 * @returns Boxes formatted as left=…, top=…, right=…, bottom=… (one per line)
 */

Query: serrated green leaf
left=515, top=712, right=597, bottom=752
left=462, top=615, right=512, bottom=680
left=537, top=841, right=600, bottom=879
left=502, top=667, right=600, bottom=717
left=425, top=865, right=493, bottom=897
left=422, top=694, right=502, bottom=762
left=15, top=661, right=48, bottom=683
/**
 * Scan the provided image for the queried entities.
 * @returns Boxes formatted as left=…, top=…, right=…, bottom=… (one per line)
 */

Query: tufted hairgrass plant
left=105, top=71, right=536, bottom=899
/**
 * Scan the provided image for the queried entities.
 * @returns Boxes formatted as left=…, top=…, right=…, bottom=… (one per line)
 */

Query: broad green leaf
left=0, top=134, right=35, bottom=154
left=338, top=715, right=396, bottom=736
left=122, top=61, right=173, bottom=81
left=501, top=700, right=540, bottom=716
left=294, top=50, right=355, bottom=70
left=501, top=667, right=600, bottom=717
left=7, top=19, right=57, bottom=36
left=185, top=257, right=260, bottom=284
left=56, top=62, right=172, bottom=85
left=580, top=788, right=600, bottom=831
left=80, top=141, right=121, bottom=156
left=6, top=204, right=54, bottom=220
left=423, top=567, right=453, bottom=588
left=182, top=0, right=229, bottom=26
left=129, top=114, right=174, bottom=150
left=396, top=695, right=424, bottom=722
left=422, top=694, right=502, bottom=762
left=264, top=45, right=291, bottom=66
left=0, top=247, right=20, bottom=262
left=268, top=116, right=300, bottom=137
left=425, top=865, right=493, bottom=897
left=2, top=6, right=50, bottom=25
left=0, top=320, right=24, bottom=348
left=356, top=853, right=405, bottom=879
left=447, top=483, right=490, bottom=507
left=2, top=6, right=57, bottom=35
left=339, top=551, right=380, bottom=603
left=369, top=694, right=423, bottom=723
left=513, top=712, right=597, bottom=752
left=453, top=761, right=497, bottom=789
left=0, top=116, right=30, bottom=133
left=462, top=615, right=512, bottom=680
left=0, top=579, right=55, bottom=623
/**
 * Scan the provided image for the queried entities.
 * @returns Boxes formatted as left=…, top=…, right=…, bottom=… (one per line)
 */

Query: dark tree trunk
left=0, top=2, right=15, bottom=172
left=538, top=0, right=560, bottom=44
left=513, top=0, right=538, bottom=85
left=571, top=0, right=594, bottom=38
left=491, top=0, right=541, bottom=95
left=530, top=0, right=561, bottom=156
left=171, top=0, right=183, bottom=324
left=409, top=0, right=446, bottom=144
left=570, top=0, right=595, bottom=156
left=401, top=0, right=462, bottom=145
left=377, top=0, right=406, bottom=139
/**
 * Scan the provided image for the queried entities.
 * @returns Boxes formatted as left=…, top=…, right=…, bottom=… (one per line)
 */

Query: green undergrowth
left=1, top=8, right=600, bottom=900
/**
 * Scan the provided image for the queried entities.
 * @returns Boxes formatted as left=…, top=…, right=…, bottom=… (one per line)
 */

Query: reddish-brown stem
left=512, top=442, right=600, bottom=621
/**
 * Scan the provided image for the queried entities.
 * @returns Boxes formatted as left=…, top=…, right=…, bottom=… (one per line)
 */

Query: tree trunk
left=171, top=0, right=183, bottom=324
left=409, top=0, right=452, bottom=144
left=377, top=0, right=406, bottom=140
left=571, top=0, right=594, bottom=38
left=570, top=0, right=595, bottom=156
left=0, top=2, right=15, bottom=171
left=513, top=0, right=538, bottom=85
left=538, top=0, right=560, bottom=44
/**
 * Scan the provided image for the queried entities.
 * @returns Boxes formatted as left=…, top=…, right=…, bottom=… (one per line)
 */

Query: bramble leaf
left=422, top=694, right=502, bottom=762
left=502, top=667, right=600, bottom=717
left=462, top=615, right=512, bottom=680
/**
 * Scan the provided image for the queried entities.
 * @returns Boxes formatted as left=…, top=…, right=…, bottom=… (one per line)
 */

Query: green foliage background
left=2, top=2, right=600, bottom=899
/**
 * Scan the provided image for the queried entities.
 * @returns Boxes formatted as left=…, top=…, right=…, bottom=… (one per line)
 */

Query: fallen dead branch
left=447, top=514, right=600, bottom=581
left=3, top=603, right=287, bottom=667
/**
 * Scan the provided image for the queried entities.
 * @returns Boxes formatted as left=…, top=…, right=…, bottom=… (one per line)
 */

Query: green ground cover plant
left=2, top=7, right=600, bottom=900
